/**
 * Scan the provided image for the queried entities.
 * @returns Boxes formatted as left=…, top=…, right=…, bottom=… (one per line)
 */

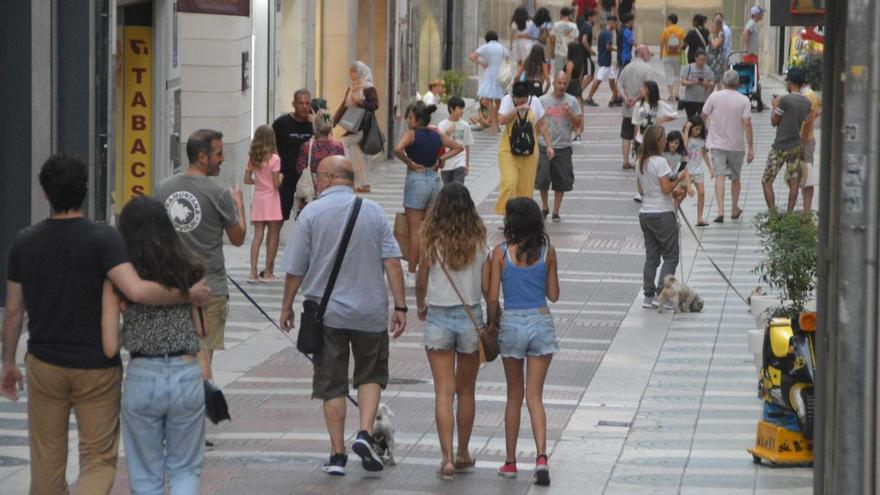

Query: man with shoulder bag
left=279, top=155, right=407, bottom=477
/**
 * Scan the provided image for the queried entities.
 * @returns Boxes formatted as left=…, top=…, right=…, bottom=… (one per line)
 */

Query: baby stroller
left=728, top=51, right=764, bottom=112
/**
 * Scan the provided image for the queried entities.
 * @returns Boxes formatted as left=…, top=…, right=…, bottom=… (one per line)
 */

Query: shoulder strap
left=319, top=197, right=363, bottom=317
left=437, top=256, right=482, bottom=332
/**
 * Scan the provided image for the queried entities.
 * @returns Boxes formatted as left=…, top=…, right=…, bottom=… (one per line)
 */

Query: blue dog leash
left=226, top=275, right=359, bottom=407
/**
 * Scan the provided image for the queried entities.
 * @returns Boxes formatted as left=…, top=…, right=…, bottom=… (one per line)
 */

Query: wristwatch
left=394, top=305, right=408, bottom=313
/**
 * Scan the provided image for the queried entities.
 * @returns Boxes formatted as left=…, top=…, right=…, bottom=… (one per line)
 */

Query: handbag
left=437, top=257, right=500, bottom=363
left=297, top=197, right=363, bottom=354
left=496, top=56, right=513, bottom=89
left=393, top=212, right=409, bottom=262
left=197, top=309, right=231, bottom=424
left=359, top=111, right=385, bottom=156
left=294, top=139, right=315, bottom=203
left=339, top=105, right=366, bottom=133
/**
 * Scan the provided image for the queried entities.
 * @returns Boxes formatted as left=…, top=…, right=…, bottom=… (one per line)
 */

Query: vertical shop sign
left=123, top=26, right=153, bottom=204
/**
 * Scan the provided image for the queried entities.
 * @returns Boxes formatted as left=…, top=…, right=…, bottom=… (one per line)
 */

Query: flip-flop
left=731, top=208, right=743, bottom=220
left=246, top=277, right=260, bottom=284
left=696, top=221, right=709, bottom=227
left=454, top=455, right=476, bottom=473
left=713, top=216, right=724, bottom=224
left=437, top=461, right=455, bottom=480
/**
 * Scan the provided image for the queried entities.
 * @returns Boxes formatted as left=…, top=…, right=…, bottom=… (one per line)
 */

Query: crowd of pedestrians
left=0, top=2, right=820, bottom=493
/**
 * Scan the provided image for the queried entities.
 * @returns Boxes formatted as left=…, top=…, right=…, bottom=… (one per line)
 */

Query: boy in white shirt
left=438, top=96, right=476, bottom=184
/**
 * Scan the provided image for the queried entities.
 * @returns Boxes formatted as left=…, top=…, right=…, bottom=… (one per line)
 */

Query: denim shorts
left=424, top=304, right=482, bottom=354
left=498, top=307, right=559, bottom=359
left=404, top=169, right=442, bottom=210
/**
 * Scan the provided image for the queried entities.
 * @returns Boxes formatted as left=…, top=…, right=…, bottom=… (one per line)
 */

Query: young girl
left=664, top=130, right=690, bottom=210
left=487, top=197, right=560, bottom=487
left=682, top=114, right=714, bottom=226
left=243, top=125, right=283, bottom=282
left=632, top=80, right=678, bottom=147
left=102, top=196, right=207, bottom=493
left=415, top=183, right=489, bottom=480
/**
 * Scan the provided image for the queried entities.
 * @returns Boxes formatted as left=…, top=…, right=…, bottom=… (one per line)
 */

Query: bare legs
left=502, top=355, right=553, bottom=463
left=762, top=178, right=800, bottom=214
left=715, top=177, right=742, bottom=219
left=249, top=221, right=265, bottom=280
left=249, top=221, right=282, bottom=279
left=426, top=349, right=480, bottom=472
left=483, top=98, right=501, bottom=133
left=405, top=208, right=427, bottom=275
left=323, top=383, right=381, bottom=455
left=539, top=189, right=566, bottom=216
left=802, top=185, right=814, bottom=213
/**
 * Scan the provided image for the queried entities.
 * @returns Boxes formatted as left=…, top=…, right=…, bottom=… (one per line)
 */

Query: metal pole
left=818, top=0, right=880, bottom=492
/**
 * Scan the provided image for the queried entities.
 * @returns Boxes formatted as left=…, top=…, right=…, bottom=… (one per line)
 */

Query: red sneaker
left=534, top=455, right=550, bottom=486
left=497, top=461, right=518, bottom=478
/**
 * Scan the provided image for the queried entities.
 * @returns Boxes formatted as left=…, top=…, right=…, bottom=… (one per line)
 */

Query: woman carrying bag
left=334, top=60, right=379, bottom=193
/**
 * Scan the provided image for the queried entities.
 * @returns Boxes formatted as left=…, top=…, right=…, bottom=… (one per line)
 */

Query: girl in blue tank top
left=486, top=197, right=560, bottom=486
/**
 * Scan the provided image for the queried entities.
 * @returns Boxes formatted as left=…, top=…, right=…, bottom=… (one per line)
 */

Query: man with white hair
left=617, top=45, right=657, bottom=174
left=701, top=69, right=754, bottom=223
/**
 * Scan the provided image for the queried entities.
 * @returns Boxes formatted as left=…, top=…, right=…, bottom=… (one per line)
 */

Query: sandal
left=713, top=216, right=724, bottom=224
left=437, top=461, right=455, bottom=480
left=454, top=454, right=476, bottom=473
left=731, top=208, right=743, bottom=220
left=542, top=208, right=549, bottom=219
left=260, top=274, right=281, bottom=283
left=696, top=221, right=709, bottom=227
left=246, top=277, right=260, bottom=284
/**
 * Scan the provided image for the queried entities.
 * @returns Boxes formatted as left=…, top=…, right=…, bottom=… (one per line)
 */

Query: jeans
left=498, top=308, right=559, bottom=359
left=122, top=356, right=205, bottom=495
left=424, top=304, right=483, bottom=353
left=404, top=169, right=442, bottom=210
left=639, top=211, right=679, bottom=297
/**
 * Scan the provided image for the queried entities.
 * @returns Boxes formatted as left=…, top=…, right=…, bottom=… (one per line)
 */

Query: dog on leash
left=748, top=286, right=766, bottom=306
left=657, top=274, right=704, bottom=313
left=372, top=403, right=397, bottom=466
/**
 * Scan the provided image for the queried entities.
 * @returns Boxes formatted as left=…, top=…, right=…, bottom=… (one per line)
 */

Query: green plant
left=753, top=212, right=818, bottom=313
left=441, top=70, right=466, bottom=103
left=793, top=52, right=823, bottom=92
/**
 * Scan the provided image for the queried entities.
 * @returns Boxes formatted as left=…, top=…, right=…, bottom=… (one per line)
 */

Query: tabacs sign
left=123, top=26, right=153, bottom=204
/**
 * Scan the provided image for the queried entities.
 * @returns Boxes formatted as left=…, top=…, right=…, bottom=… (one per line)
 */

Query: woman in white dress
left=470, top=31, right=508, bottom=133
left=510, top=8, right=536, bottom=69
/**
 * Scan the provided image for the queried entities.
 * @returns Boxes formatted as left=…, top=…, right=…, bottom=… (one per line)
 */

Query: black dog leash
left=227, top=275, right=359, bottom=407
left=677, top=207, right=749, bottom=305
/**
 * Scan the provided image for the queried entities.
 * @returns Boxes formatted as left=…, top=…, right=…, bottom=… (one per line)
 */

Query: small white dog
left=657, top=274, right=704, bottom=313
left=372, top=403, right=397, bottom=466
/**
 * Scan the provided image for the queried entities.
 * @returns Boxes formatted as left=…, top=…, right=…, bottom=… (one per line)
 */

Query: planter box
left=747, top=329, right=765, bottom=377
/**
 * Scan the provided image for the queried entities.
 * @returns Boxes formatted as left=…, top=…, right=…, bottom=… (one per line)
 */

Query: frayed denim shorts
left=424, top=304, right=482, bottom=354
left=404, top=168, right=442, bottom=210
left=498, top=307, right=559, bottom=359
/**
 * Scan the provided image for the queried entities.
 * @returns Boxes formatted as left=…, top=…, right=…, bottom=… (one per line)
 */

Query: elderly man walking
left=701, top=69, right=754, bottom=222
left=618, top=45, right=657, bottom=171
left=280, top=155, right=407, bottom=476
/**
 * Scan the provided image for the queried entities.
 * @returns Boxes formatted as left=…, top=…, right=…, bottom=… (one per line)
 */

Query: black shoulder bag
left=297, top=197, right=363, bottom=354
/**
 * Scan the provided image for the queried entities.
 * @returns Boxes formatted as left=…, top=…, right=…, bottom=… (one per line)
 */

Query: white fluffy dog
left=657, top=274, right=704, bottom=314
left=372, top=403, right=397, bottom=466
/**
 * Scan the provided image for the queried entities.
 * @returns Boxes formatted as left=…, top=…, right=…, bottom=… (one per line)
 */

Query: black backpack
left=509, top=100, right=535, bottom=156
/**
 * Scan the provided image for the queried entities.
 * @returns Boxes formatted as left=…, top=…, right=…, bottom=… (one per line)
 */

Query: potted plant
left=793, top=52, right=822, bottom=92
left=441, top=70, right=466, bottom=103
left=748, top=212, right=818, bottom=372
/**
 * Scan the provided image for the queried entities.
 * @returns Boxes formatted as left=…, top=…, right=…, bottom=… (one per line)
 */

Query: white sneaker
left=633, top=193, right=643, bottom=203
left=642, top=296, right=659, bottom=309
left=405, top=272, right=416, bottom=289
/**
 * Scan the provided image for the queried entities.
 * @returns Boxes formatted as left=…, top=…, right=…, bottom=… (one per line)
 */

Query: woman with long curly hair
left=414, top=183, right=488, bottom=481
left=516, top=43, right=549, bottom=96
left=243, top=125, right=282, bottom=283
left=486, top=197, right=559, bottom=486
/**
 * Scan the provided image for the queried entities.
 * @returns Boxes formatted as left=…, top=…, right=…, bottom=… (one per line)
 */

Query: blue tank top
left=405, top=128, right=443, bottom=167
left=501, top=244, right=548, bottom=310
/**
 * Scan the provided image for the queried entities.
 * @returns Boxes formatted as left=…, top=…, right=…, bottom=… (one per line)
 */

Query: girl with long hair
left=632, top=80, right=678, bottom=146
left=244, top=125, right=283, bottom=283
left=510, top=7, right=536, bottom=68
left=101, top=196, right=207, bottom=493
left=682, top=114, right=713, bottom=225
left=334, top=60, right=379, bottom=192
left=636, top=125, right=689, bottom=309
left=533, top=7, right=554, bottom=66
left=517, top=43, right=549, bottom=96
left=414, top=183, right=489, bottom=480
left=487, top=197, right=560, bottom=486
left=394, top=101, right=463, bottom=288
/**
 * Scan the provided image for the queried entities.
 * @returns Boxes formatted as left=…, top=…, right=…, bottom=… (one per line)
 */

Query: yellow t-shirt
left=801, top=87, right=821, bottom=140
left=660, top=25, right=686, bottom=58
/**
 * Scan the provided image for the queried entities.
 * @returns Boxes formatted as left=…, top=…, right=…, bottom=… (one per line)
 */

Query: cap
left=785, top=67, right=806, bottom=85
left=722, top=69, right=741, bottom=87
left=750, top=6, right=765, bottom=16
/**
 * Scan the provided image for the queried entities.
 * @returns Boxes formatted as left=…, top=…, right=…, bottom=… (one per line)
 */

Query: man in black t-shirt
left=684, top=14, right=710, bottom=63
left=1, top=154, right=210, bottom=494
left=578, top=9, right=598, bottom=84
left=272, top=89, right=314, bottom=221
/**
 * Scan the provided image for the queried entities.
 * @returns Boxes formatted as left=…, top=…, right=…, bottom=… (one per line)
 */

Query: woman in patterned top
left=101, top=196, right=208, bottom=494
left=296, top=109, right=344, bottom=203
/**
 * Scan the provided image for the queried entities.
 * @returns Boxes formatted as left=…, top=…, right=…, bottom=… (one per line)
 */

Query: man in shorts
left=155, top=129, right=247, bottom=379
left=795, top=80, right=821, bottom=212
left=702, top=69, right=754, bottom=222
left=762, top=67, right=813, bottom=213
left=585, top=16, right=621, bottom=107
left=617, top=45, right=656, bottom=172
left=280, top=156, right=406, bottom=476
left=660, top=13, right=686, bottom=101
left=536, top=71, right=583, bottom=222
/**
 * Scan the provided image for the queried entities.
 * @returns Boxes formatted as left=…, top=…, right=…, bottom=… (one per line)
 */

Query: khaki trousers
left=26, top=354, right=122, bottom=495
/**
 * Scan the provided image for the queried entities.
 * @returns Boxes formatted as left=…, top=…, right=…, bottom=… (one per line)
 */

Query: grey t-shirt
left=618, top=60, right=655, bottom=118
left=744, top=19, right=759, bottom=55
left=772, top=93, right=812, bottom=150
left=539, top=93, right=582, bottom=148
left=681, top=63, right=715, bottom=103
left=155, top=175, right=239, bottom=295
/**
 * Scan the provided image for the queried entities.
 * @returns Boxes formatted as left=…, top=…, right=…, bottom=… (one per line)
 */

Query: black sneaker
left=322, top=453, right=348, bottom=476
left=551, top=213, right=561, bottom=223
left=352, top=430, right=384, bottom=472
left=205, top=440, right=215, bottom=449
left=585, top=99, right=599, bottom=107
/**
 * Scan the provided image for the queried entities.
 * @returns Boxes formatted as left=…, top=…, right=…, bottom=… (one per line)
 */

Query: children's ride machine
left=748, top=312, right=816, bottom=466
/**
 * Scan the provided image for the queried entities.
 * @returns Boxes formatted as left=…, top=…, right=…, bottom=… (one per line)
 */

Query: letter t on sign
left=241, top=51, right=250, bottom=91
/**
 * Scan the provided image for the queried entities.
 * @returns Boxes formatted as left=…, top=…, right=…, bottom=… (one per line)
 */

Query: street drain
left=598, top=420, right=632, bottom=427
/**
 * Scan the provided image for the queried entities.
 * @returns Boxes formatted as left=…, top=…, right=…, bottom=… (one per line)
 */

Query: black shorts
left=441, top=167, right=467, bottom=185
left=566, top=79, right=584, bottom=99
left=312, top=326, right=389, bottom=401
left=620, top=117, right=635, bottom=140
left=535, top=146, right=574, bottom=192
left=681, top=101, right=705, bottom=120
left=585, top=57, right=596, bottom=77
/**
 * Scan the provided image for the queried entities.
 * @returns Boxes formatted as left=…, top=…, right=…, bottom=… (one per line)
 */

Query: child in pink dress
left=244, top=125, right=283, bottom=283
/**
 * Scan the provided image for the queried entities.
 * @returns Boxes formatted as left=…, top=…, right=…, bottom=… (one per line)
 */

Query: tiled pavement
left=0, top=60, right=815, bottom=494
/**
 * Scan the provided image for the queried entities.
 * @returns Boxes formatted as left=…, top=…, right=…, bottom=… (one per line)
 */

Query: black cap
left=785, top=67, right=806, bottom=85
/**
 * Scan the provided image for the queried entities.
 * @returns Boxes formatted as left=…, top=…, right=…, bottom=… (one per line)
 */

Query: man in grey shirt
left=762, top=67, right=814, bottom=213
left=155, top=129, right=246, bottom=378
left=536, top=71, right=583, bottom=222
left=618, top=45, right=657, bottom=170
left=280, top=155, right=406, bottom=476
left=743, top=6, right=764, bottom=57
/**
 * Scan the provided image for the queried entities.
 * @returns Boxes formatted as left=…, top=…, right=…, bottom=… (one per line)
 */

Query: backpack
left=508, top=104, right=535, bottom=156
left=666, top=32, right=681, bottom=56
